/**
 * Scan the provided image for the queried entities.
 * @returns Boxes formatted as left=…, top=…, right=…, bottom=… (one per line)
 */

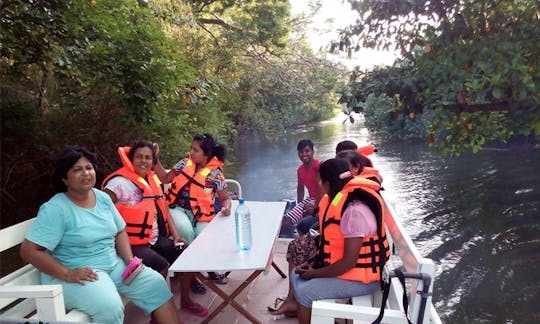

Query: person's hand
left=297, top=264, right=315, bottom=280
left=173, top=236, right=188, bottom=250
left=303, top=202, right=315, bottom=217
left=65, top=267, right=98, bottom=285
left=221, top=205, right=231, bottom=216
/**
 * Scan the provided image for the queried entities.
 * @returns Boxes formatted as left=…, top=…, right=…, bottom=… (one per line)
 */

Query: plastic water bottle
left=235, top=198, right=252, bottom=251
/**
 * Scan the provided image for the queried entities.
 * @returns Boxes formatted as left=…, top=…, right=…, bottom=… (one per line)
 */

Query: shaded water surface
left=226, top=116, right=540, bottom=323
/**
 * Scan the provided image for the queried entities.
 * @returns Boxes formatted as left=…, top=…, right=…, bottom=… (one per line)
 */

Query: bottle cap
left=239, top=198, right=244, bottom=204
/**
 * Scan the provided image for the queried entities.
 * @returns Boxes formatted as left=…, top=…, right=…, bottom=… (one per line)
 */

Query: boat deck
left=124, top=238, right=298, bottom=324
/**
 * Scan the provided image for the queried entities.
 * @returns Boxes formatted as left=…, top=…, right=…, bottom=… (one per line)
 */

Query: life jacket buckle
left=382, top=263, right=392, bottom=284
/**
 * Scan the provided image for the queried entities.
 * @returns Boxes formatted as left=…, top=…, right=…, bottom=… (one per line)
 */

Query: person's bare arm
left=154, top=160, right=176, bottom=183
left=217, top=188, right=231, bottom=216
left=115, top=229, right=133, bottom=264
left=300, top=237, right=364, bottom=280
left=103, top=188, right=118, bottom=203
left=152, top=143, right=176, bottom=183
left=20, top=239, right=98, bottom=285
left=297, top=184, right=305, bottom=203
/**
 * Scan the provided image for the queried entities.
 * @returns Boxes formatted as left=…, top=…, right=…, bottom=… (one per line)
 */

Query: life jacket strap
left=142, top=194, right=164, bottom=200
left=125, top=211, right=152, bottom=239
left=371, top=268, right=412, bottom=324
left=180, top=170, right=206, bottom=189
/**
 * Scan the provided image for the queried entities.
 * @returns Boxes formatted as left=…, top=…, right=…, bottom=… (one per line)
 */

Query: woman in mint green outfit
left=20, top=146, right=182, bottom=324
left=154, top=133, right=231, bottom=292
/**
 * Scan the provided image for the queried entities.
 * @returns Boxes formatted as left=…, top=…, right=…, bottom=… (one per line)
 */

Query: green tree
left=1, top=0, right=346, bottom=227
left=150, top=0, right=345, bottom=144
left=341, top=0, right=540, bottom=155
left=1, top=0, right=195, bottom=225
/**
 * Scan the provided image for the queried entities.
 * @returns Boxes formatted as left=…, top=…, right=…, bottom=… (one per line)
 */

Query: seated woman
left=154, top=133, right=232, bottom=292
left=20, top=146, right=181, bottom=324
left=287, top=158, right=390, bottom=323
left=270, top=146, right=370, bottom=317
left=102, top=140, right=208, bottom=318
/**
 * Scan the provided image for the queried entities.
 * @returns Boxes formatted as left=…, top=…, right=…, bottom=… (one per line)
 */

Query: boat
left=0, top=180, right=442, bottom=323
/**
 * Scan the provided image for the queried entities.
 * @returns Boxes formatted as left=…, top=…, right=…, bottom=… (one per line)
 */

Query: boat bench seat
left=310, top=191, right=443, bottom=324
left=311, top=277, right=408, bottom=324
left=0, top=218, right=129, bottom=323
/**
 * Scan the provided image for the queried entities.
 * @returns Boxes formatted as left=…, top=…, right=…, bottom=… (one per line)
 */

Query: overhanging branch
left=444, top=101, right=510, bottom=113
left=198, top=18, right=241, bottom=32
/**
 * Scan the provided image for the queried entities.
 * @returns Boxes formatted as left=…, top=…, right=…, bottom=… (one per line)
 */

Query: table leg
left=223, top=262, right=286, bottom=279
left=196, top=270, right=263, bottom=324
left=271, top=261, right=287, bottom=278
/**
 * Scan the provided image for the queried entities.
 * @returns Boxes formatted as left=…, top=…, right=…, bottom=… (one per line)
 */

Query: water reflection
left=227, top=116, right=540, bottom=323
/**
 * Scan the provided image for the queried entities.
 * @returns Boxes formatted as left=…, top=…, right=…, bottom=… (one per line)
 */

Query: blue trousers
left=290, top=270, right=379, bottom=307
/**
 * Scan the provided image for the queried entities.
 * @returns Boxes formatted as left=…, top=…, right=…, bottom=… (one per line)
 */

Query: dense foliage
left=339, top=0, right=539, bottom=155
left=0, top=0, right=346, bottom=226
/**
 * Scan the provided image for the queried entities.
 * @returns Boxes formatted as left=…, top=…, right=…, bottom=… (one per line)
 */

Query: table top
left=169, top=200, right=286, bottom=274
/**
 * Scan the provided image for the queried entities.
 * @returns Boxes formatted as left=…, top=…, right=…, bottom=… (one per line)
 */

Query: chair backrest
left=225, top=179, right=242, bottom=199
left=0, top=219, right=40, bottom=315
left=0, top=218, right=35, bottom=253
left=381, top=191, right=436, bottom=324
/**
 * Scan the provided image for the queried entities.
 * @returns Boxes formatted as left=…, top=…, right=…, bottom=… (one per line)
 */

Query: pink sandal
left=181, top=302, right=209, bottom=317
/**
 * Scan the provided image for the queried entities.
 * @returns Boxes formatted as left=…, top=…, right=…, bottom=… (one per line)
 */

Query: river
left=226, top=114, right=540, bottom=323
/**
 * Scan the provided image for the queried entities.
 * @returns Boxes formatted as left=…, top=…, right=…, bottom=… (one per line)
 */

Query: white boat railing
left=311, top=190, right=442, bottom=324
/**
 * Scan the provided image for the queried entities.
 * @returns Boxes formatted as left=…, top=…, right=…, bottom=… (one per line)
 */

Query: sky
left=289, top=0, right=399, bottom=70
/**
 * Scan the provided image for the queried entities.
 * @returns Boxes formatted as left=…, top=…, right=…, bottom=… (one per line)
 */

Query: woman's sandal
left=267, top=297, right=285, bottom=312
left=268, top=297, right=297, bottom=317
left=190, top=281, right=207, bottom=295
left=208, top=272, right=229, bottom=285
left=181, top=302, right=209, bottom=317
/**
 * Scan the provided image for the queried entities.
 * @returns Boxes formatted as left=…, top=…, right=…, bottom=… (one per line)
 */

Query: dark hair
left=319, top=158, right=352, bottom=198
left=335, top=140, right=357, bottom=154
left=297, top=139, right=314, bottom=151
left=53, top=146, right=97, bottom=193
left=127, top=140, right=155, bottom=164
left=336, top=150, right=373, bottom=168
left=336, top=150, right=366, bottom=174
left=194, top=133, right=226, bottom=162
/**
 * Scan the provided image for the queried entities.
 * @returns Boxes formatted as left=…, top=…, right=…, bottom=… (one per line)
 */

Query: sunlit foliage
left=340, top=0, right=540, bottom=155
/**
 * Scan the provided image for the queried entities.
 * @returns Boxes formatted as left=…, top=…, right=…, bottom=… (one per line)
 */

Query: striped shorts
left=285, top=198, right=315, bottom=225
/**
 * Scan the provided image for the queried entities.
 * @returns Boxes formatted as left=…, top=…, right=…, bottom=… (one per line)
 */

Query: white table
left=168, top=200, right=287, bottom=323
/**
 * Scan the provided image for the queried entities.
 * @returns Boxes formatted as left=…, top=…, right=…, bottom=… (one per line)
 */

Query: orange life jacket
left=102, top=146, right=170, bottom=246
left=354, top=145, right=382, bottom=183
left=356, top=145, right=375, bottom=156
left=165, top=156, right=223, bottom=223
left=360, top=166, right=383, bottom=184
left=318, top=177, right=390, bottom=283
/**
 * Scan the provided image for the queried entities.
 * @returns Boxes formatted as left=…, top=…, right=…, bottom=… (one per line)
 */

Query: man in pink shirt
left=280, top=139, right=321, bottom=237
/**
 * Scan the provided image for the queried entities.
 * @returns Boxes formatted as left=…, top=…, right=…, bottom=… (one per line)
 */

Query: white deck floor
left=124, top=238, right=298, bottom=324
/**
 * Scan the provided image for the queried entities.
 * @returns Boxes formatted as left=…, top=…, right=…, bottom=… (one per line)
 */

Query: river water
left=226, top=115, right=540, bottom=323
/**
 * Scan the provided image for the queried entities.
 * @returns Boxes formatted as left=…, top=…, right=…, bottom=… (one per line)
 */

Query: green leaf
left=492, top=87, right=502, bottom=99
